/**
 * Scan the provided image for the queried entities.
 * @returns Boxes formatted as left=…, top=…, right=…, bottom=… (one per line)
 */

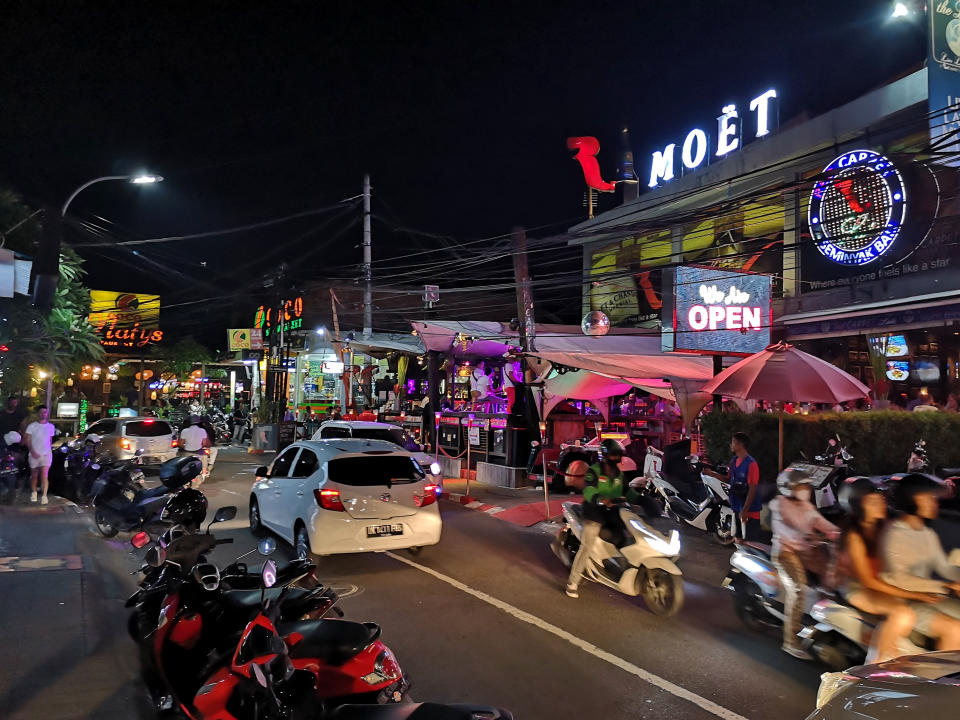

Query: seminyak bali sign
left=661, top=266, right=772, bottom=356
left=569, top=89, right=779, bottom=192
left=809, top=150, right=907, bottom=266
left=88, top=290, right=163, bottom=350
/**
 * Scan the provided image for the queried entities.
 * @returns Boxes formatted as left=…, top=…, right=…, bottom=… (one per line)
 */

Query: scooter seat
left=221, top=588, right=318, bottom=623
left=281, top=618, right=381, bottom=665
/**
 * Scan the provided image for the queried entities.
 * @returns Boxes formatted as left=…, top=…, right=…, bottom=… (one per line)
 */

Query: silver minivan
left=82, top=416, right=179, bottom=466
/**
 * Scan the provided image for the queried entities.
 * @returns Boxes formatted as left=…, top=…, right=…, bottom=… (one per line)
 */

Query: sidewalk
left=440, top=476, right=582, bottom=527
left=0, top=494, right=150, bottom=719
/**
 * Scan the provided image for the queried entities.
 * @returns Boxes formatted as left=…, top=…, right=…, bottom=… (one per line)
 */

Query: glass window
left=327, top=455, right=424, bottom=486
left=291, top=449, right=319, bottom=478
left=124, top=420, right=173, bottom=437
left=269, top=447, right=300, bottom=478
left=87, top=420, right=117, bottom=436
left=351, top=427, right=420, bottom=452
left=320, top=426, right=351, bottom=439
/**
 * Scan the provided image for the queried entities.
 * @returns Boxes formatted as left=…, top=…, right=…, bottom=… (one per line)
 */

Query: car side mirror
left=258, top=537, right=277, bottom=556
left=213, top=506, right=237, bottom=523
left=255, top=466, right=269, bottom=478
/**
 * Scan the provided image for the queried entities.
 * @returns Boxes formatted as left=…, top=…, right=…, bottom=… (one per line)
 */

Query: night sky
left=0, top=1, right=926, bottom=344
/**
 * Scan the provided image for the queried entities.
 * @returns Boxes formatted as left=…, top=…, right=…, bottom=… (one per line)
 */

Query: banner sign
left=228, top=328, right=252, bottom=351
left=929, top=3, right=960, bottom=167
left=88, top=291, right=163, bottom=350
left=661, top=266, right=771, bottom=355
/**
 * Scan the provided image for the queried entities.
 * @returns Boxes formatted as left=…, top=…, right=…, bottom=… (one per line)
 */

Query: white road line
left=385, top=551, right=749, bottom=720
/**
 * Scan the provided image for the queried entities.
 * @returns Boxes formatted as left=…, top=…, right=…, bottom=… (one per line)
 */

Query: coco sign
left=808, top=149, right=907, bottom=266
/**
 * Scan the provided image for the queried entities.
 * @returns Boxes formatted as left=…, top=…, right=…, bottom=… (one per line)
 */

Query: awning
left=781, top=294, right=960, bottom=340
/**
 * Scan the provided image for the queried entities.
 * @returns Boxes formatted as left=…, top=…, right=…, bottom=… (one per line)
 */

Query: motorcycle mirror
left=135, top=448, right=146, bottom=457
left=257, top=537, right=277, bottom=556
left=251, top=662, right=269, bottom=688
left=131, top=531, right=151, bottom=549
left=262, top=559, right=277, bottom=588
left=213, top=506, right=237, bottom=523
left=145, top=546, right=167, bottom=568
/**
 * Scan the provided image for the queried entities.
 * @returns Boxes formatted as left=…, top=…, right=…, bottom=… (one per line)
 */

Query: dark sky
left=0, top=1, right=926, bottom=343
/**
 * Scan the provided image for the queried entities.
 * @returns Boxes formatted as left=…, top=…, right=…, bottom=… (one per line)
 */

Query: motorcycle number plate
left=366, top=524, right=403, bottom=537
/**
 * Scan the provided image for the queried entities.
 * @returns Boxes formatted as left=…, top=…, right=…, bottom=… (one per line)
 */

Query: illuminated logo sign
left=254, top=296, right=304, bottom=338
left=647, top=89, right=778, bottom=188
left=662, top=266, right=771, bottom=355
left=88, top=290, right=163, bottom=350
left=809, top=150, right=906, bottom=266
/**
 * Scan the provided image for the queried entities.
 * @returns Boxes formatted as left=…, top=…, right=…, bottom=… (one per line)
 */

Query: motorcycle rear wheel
left=640, top=568, right=684, bottom=617
left=733, top=578, right=775, bottom=632
left=94, top=509, right=119, bottom=537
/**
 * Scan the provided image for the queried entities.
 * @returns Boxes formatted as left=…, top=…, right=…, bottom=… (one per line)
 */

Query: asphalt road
left=4, top=446, right=959, bottom=720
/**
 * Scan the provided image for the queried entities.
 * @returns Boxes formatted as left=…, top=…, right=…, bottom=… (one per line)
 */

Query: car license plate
left=366, top=524, right=403, bottom=537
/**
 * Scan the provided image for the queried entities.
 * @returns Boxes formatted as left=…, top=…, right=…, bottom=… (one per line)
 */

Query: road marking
left=385, top=551, right=749, bottom=720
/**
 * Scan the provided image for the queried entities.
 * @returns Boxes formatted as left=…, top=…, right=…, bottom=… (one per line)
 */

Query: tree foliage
left=0, top=190, right=104, bottom=393
left=149, top=336, right=213, bottom=377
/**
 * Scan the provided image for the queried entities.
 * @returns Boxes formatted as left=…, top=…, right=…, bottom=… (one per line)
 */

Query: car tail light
left=415, top=484, right=439, bottom=507
left=120, top=439, right=131, bottom=451
left=314, top=488, right=345, bottom=512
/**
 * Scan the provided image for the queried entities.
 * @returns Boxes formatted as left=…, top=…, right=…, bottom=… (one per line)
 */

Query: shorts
left=912, top=595, right=960, bottom=635
left=29, top=452, right=52, bottom=469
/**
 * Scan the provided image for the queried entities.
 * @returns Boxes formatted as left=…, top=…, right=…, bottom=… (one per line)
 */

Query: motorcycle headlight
left=631, top=521, right=680, bottom=556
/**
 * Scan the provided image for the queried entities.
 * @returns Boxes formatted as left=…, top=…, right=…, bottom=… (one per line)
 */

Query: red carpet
left=493, top=496, right=582, bottom=527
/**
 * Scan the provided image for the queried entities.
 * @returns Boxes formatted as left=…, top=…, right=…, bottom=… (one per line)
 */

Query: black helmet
left=838, top=477, right=880, bottom=521
left=599, top=438, right=624, bottom=462
left=892, top=473, right=942, bottom=516
left=161, top=488, right=208, bottom=529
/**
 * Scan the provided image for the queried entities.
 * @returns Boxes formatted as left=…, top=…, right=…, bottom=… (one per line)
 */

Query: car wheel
left=294, top=524, right=311, bottom=561
left=94, top=509, right=119, bottom=538
left=248, top=496, right=264, bottom=536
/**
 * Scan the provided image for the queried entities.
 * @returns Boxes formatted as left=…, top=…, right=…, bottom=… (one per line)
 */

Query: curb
left=439, top=492, right=505, bottom=516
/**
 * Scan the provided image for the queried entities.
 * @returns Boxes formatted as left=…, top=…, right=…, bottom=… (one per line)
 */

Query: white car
left=312, top=420, right=442, bottom=486
left=249, top=439, right=442, bottom=560
left=83, top=416, right=179, bottom=466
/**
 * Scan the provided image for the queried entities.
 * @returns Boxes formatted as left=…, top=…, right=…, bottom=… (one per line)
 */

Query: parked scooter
left=638, top=441, right=736, bottom=544
left=146, top=538, right=410, bottom=716
left=0, top=431, right=26, bottom=504
left=551, top=500, right=684, bottom=615
left=91, top=453, right=201, bottom=537
left=789, top=435, right=852, bottom=515
left=874, top=439, right=959, bottom=507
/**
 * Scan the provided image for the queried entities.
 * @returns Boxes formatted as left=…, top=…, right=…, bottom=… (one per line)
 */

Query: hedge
left=699, top=410, right=960, bottom=482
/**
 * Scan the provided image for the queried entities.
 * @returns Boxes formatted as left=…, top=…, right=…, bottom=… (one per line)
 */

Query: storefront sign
left=929, top=2, right=960, bottom=168
left=662, top=266, right=771, bottom=355
left=809, top=150, right=907, bottom=266
left=88, top=290, right=163, bottom=350
left=647, top=89, right=778, bottom=188
left=254, top=296, right=304, bottom=338
left=321, top=361, right=344, bottom=374
left=227, top=328, right=253, bottom=351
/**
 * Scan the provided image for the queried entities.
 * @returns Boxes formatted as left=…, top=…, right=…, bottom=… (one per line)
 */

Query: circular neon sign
left=809, top=150, right=906, bottom=266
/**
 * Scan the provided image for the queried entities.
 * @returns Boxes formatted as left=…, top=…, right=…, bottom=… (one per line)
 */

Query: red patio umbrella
left=700, top=342, right=870, bottom=468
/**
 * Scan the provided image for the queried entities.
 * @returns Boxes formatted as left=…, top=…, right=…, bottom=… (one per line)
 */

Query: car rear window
left=125, top=421, right=173, bottom=437
left=328, top=455, right=424, bottom=486
left=351, top=428, right=419, bottom=452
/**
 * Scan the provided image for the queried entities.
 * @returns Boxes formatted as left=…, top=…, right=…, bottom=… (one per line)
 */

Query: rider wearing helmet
left=565, top=439, right=639, bottom=598
left=770, top=468, right=840, bottom=659
left=160, top=487, right=209, bottom=530
left=881, top=474, right=960, bottom=638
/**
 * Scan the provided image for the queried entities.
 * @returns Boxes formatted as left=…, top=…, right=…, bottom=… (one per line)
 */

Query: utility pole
left=511, top=227, right=536, bottom=353
left=362, top=174, right=372, bottom=339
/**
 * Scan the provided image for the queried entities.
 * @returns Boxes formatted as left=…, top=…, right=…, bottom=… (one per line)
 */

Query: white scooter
left=551, top=500, right=685, bottom=616
left=640, top=445, right=736, bottom=545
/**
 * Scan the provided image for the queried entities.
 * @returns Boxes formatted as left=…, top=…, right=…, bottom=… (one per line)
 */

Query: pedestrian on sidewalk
left=25, top=406, right=56, bottom=504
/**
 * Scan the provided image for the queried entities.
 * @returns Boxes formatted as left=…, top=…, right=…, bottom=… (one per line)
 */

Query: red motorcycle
left=149, top=540, right=408, bottom=718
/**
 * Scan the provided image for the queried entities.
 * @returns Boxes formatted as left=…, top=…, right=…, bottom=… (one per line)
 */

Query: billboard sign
left=929, top=3, right=960, bottom=167
left=662, top=266, right=771, bottom=355
left=88, top=291, right=163, bottom=350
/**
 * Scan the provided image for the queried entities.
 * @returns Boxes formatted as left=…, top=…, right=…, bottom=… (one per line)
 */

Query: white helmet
left=777, top=468, right=814, bottom=498
left=3, top=431, right=21, bottom=446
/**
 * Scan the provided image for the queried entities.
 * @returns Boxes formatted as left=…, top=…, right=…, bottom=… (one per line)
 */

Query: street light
left=61, top=173, right=163, bottom=216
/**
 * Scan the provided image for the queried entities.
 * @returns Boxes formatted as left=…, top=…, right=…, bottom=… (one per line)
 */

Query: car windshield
left=328, top=455, right=425, bottom=486
left=125, top=421, right=172, bottom=437
left=351, top=427, right=419, bottom=452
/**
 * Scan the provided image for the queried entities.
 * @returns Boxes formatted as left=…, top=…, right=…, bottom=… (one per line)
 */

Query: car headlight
left=816, top=672, right=857, bottom=709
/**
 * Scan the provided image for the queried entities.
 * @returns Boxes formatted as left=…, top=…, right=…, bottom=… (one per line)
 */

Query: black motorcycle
left=91, top=454, right=199, bottom=537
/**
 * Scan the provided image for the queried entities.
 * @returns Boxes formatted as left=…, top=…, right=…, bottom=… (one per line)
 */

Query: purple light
left=406, top=379, right=416, bottom=394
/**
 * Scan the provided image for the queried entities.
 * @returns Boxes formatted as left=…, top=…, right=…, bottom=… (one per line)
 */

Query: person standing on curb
left=25, top=406, right=56, bottom=504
